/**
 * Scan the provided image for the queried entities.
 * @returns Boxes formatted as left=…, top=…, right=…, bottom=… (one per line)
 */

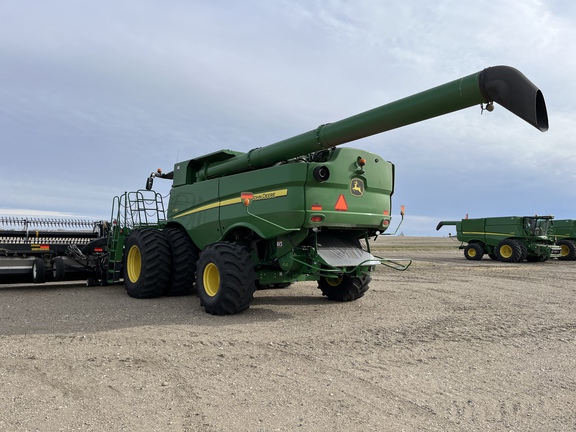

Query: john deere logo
left=350, top=178, right=364, bottom=196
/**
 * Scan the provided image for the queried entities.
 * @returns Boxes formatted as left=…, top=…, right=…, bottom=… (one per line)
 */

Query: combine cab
left=436, top=216, right=561, bottom=262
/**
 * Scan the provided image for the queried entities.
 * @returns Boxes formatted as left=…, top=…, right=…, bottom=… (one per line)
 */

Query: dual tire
left=124, top=228, right=198, bottom=299
left=495, top=239, right=526, bottom=263
left=124, top=229, right=171, bottom=298
left=124, top=232, right=258, bottom=315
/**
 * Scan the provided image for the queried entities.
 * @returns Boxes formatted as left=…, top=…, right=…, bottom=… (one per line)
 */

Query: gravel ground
left=0, top=236, right=574, bottom=431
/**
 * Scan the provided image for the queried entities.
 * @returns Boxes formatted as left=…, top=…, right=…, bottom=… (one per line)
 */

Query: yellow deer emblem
left=350, top=179, right=364, bottom=196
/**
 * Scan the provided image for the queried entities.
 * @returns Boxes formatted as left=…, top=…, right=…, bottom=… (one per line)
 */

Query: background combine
left=1, top=65, right=549, bottom=315
left=436, top=216, right=561, bottom=262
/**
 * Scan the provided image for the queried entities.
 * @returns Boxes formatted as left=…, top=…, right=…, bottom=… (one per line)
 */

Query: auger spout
left=198, top=65, right=547, bottom=180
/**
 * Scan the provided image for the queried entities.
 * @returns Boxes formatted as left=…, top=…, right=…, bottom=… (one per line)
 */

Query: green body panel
left=168, top=178, right=221, bottom=247
left=552, top=219, right=576, bottom=240
left=303, top=148, right=393, bottom=229
left=437, top=216, right=559, bottom=259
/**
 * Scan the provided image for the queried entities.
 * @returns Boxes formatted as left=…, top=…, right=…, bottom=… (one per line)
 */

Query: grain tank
left=108, top=66, right=549, bottom=315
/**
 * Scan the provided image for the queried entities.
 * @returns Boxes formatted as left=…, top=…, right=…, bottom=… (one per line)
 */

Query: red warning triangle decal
left=334, top=194, right=348, bottom=211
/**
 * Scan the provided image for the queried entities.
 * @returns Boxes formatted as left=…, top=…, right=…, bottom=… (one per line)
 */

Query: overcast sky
left=1, top=1, right=575, bottom=236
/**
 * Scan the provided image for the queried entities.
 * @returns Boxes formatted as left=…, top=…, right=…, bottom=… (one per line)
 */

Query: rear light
left=310, top=216, right=324, bottom=223
left=382, top=220, right=390, bottom=227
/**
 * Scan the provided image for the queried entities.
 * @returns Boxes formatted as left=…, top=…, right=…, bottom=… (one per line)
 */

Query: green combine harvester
left=106, top=66, right=548, bottom=315
left=436, top=216, right=561, bottom=262
left=552, top=219, right=576, bottom=260
left=97, top=65, right=548, bottom=314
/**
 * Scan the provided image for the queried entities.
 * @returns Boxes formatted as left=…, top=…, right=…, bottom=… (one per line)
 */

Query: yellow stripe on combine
left=462, top=231, right=515, bottom=237
left=173, top=188, right=288, bottom=219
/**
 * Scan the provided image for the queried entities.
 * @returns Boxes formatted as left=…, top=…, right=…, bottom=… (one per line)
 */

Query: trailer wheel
left=557, top=239, right=576, bottom=260
left=318, top=273, right=371, bottom=302
left=164, top=228, right=199, bottom=296
left=495, top=239, right=523, bottom=263
left=464, top=243, right=484, bottom=260
left=124, top=229, right=171, bottom=298
left=32, top=258, right=46, bottom=284
left=196, top=242, right=256, bottom=315
left=52, top=257, right=66, bottom=281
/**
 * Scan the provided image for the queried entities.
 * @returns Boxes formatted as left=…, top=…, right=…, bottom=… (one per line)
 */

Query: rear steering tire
left=196, top=242, right=257, bottom=315
left=318, top=273, right=371, bottom=301
left=464, top=243, right=484, bottom=260
left=124, top=229, right=171, bottom=298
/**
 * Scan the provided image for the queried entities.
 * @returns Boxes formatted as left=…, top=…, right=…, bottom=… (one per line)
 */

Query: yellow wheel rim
left=500, top=245, right=513, bottom=259
left=203, top=263, right=220, bottom=297
left=326, top=276, right=343, bottom=287
left=127, top=245, right=141, bottom=283
left=561, top=245, right=569, bottom=257
left=468, top=248, right=477, bottom=258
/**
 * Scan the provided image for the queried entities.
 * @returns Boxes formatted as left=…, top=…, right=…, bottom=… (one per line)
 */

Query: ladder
left=106, top=190, right=167, bottom=283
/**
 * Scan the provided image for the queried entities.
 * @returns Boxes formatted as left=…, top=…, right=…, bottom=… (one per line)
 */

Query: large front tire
left=557, top=239, right=576, bottom=261
left=196, top=242, right=256, bottom=315
left=318, top=273, right=371, bottom=301
left=124, top=229, right=171, bottom=298
left=495, top=239, right=523, bottom=263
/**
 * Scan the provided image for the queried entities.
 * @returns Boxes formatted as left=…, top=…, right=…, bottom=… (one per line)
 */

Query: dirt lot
left=0, top=236, right=574, bottom=431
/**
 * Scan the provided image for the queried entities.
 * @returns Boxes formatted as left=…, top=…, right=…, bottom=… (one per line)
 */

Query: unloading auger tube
left=196, top=66, right=547, bottom=180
